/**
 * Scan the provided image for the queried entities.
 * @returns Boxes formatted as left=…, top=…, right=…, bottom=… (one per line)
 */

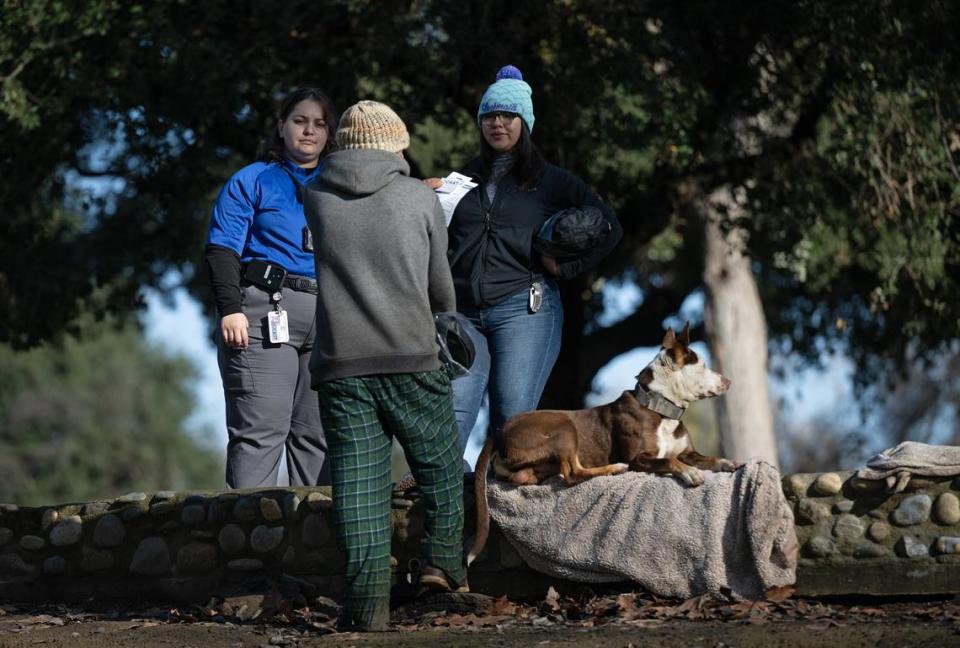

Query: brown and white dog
left=469, top=322, right=741, bottom=563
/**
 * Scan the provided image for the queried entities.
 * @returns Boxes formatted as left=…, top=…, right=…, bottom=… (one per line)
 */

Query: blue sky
left=143, top=284, right=227, bottom=447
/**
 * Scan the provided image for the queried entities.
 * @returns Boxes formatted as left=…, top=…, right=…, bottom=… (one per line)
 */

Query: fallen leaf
left=24, top=615, right=65, bottom=627
left=752, top=601, right=771, bottom=616
left=807, top=618, right=843, bottom=630
left=477, top=615, right=510, bottom=627
left=446, top=613, right=471, bottom=627
left=545, top=587, right=560, bottom=604
left=489, top=595, right=516, bottom=616
left=616, top=594, right=639, bottom=615
left=561, top=601, right=583, bottom=620
left=676, top=594, right=711, bottom=620
left=726, top=599, right=772, bottom=621
left=646, top=605, right=679, bottom=619
left=514, top=604, right=535, bottom=620
left=764, top=585, right=795, bottom=603
left=586, top=598, right=617, bottom=619
left=261, top=586, right=294, bottom=621
left=726, top=601, right=758, bottom=619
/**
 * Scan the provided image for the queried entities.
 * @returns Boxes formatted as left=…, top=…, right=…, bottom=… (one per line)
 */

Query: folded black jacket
left=447, top=158, right=622, bottom=309
left=535, top=206, right=613, bottom=259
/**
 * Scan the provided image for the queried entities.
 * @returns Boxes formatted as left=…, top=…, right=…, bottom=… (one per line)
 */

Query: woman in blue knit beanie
left=445, top=65, right=623, bottom=470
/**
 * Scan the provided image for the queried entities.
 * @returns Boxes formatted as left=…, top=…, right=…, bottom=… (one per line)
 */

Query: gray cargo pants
left=216, top=282, right=331, bottom=488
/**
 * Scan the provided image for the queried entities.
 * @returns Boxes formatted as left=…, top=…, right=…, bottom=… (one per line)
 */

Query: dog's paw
left=677, top=466, right=705, bottom=487
left=612, top=463, right=630, bottom=474
left=715, top=459, right=741, bottom=473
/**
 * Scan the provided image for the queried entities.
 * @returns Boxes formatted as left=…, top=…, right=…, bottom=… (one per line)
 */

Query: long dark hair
left=258, top=87, right=338, bottom=162
left=479, top=121, right=545, bottom=191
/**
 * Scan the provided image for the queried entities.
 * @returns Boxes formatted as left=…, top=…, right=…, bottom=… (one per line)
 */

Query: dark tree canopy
left=2, top=0, right=958, bottom=403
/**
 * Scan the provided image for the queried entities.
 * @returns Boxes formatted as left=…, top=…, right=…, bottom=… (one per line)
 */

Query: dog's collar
left=633, top=383, right=686, bottom=419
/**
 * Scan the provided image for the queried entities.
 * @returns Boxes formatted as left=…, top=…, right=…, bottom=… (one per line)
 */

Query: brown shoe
left=419, top=565, right=469, bottom=593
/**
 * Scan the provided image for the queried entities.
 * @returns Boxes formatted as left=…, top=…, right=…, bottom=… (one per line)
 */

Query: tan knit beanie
left=335, top=100, right=410, bottom=153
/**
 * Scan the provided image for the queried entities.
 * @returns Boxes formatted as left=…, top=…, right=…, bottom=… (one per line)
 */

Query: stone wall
left=784, top=471, right=960, bottom=596
left=0, top=488, right=346, bottom=603
left=1, top=472, right=959, bottom=603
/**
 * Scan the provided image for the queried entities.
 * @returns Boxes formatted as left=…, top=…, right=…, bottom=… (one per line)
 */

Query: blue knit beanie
left=477, top=65, right=535, bottom=133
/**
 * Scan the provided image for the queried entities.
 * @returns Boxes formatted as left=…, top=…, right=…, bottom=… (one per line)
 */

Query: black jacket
left=447, top=158, right=622, bottom=309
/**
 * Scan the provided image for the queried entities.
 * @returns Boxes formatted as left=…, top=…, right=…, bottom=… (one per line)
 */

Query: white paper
left=435, top=172, right=478, bottom=226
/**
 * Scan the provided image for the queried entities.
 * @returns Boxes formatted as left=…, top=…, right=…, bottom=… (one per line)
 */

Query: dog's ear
left=681, top=321, right=691, bottom=346
left=635, top=367, right=654, bottom=387
left=662, top=327, right=676, bottom=349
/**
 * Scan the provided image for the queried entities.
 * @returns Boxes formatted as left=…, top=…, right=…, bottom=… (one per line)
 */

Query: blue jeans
left=452, top=281, right=564, bottom=467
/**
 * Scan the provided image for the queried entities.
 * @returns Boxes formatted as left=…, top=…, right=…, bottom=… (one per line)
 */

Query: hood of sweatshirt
left=317, top=149, right=410, bottom=196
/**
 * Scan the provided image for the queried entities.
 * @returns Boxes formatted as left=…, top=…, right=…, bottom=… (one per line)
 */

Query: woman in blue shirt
left=205, top=88, right=337, bottom=488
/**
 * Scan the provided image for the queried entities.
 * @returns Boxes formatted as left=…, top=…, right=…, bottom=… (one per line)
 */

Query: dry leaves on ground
left=2, top=582, right=960, bottom=636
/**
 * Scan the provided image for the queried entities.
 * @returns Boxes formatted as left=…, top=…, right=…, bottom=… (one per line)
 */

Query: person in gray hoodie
left=303, top=100, right=465, bottom=632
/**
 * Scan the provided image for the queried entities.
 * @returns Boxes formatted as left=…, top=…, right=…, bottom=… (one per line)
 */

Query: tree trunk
left=701, top=186, right=779, bottom=467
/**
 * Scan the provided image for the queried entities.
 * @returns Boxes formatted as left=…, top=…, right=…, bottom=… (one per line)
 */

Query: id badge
left=267, top=310, right=290, bottom=343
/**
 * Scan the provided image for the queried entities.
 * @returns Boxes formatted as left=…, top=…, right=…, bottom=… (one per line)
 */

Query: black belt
left=283, top=274, right=318, bottom=295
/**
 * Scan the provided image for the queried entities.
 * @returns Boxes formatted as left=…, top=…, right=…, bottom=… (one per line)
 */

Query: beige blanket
left=856, top=441, right=960, bottom=492
left=486, top=459, right=797, bottom=600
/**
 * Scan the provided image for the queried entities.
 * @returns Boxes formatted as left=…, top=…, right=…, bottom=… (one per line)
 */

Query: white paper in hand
left=435, top=172, right=478, bottom=226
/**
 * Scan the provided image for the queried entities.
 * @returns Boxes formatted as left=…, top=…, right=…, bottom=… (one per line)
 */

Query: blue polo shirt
left=207, top=157, right=321, bottom=277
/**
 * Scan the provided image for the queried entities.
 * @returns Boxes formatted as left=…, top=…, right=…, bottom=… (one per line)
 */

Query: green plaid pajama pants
left=316, top=369, right=465, bottom=631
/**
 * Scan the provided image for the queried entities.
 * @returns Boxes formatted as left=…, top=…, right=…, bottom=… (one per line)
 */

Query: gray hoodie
left=304, top=149, right=455, bottom=384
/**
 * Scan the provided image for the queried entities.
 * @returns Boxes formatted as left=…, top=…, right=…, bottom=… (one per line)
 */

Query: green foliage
left=742, top=1, right=960, bottom=383
left=407, top=113, right=477, bottom=179
left=1, top=0, right=958, bottom=394
left=0, top=0, right=449, bottom=347
left=0, top=317, right=222, bottom=505
left=0, top=0, right=117, bottom=128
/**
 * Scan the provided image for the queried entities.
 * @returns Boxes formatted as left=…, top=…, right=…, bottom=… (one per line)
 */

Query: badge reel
left=267, top=291, right=290, bottom=344
left=528, top=281, right=543, bottom=314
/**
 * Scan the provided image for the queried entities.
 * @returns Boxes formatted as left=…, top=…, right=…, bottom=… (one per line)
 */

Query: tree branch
left=577, top=286, right=699, bottom=383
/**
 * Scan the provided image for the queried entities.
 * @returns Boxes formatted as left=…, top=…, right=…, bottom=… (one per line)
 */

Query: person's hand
left=540, top=254, right=561, bottom=277
left=221, top=313, right=249, bottom=349
left=422, top=177, right=443, bottom=190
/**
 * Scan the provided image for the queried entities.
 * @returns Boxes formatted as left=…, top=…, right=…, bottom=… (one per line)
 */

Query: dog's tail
left=467, top=436, right=495, bottom=565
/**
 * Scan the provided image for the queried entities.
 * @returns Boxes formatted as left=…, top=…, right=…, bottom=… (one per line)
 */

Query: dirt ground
left=3, top=591, right=960, bottom=648
left=1, top=615, right=958, bottom=648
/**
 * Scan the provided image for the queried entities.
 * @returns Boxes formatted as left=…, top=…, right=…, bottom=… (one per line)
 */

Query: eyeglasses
left=481, top=111, right=519, bottom=125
